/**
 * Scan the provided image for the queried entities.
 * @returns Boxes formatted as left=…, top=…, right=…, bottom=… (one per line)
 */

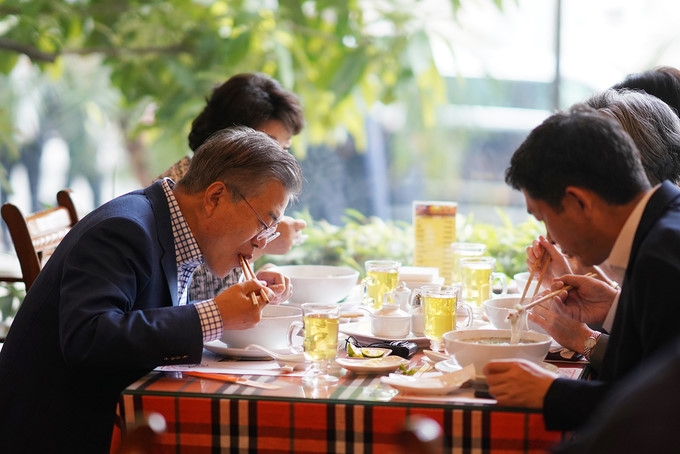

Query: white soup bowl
left=276, top=265, right=359, bottom=305
left=443, top=328, right=552, bottom=373
left=220, top=305, right=302, bottom=350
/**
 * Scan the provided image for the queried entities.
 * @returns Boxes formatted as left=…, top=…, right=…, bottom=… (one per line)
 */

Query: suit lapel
left=144, top=181, right=179, bottom=307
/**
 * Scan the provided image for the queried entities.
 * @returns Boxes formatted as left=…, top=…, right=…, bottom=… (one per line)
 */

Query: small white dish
left=381, top=364, right=476, bottom=395
left=336, top=356, right=408, bottom=374
left=423, top=350, right=450, bottom=363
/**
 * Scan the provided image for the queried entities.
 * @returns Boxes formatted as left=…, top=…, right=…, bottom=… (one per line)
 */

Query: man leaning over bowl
left=483, top=105, right=680, bottom=433
left=0, top=126, right=303, bottom=453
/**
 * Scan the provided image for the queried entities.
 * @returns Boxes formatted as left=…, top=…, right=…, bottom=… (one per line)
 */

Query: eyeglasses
left=237, top=192, right=281, bottom=245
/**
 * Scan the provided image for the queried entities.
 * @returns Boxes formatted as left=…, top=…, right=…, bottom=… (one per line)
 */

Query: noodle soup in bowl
left=443, top=329, right=552, bottom=374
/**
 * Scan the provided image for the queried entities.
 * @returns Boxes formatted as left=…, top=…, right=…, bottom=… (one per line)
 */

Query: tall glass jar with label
left=413, top=201, right=457, bottom=284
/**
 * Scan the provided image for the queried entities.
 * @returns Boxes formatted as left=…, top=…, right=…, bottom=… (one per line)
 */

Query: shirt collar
left=161, top=178, right=203, bottom=267
left=606, top=184, right=660, bottom=278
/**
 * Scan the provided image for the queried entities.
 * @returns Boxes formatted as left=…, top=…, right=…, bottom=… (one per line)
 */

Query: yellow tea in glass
left=460, top=257, right=507, bottom=309
left=423, top=294, right=456, bottom=344
left=413, top=201, right=457, bottom=284
left=298, top=303, right=340, bottom=386
left=451, top=242, right=487, bottom=284
left=303, top=313, right=340, bottom=362
left=415, top=284, right=470, bottom=352
left=361, top=260, right=400, bottom=309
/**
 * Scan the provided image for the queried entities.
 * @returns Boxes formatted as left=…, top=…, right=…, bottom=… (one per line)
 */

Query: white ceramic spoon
left=244, top=344, right=308, bottom=371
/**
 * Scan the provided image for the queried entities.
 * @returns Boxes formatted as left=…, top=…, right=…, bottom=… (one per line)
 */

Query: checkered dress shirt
left=162, top=179, right=223, bottom=341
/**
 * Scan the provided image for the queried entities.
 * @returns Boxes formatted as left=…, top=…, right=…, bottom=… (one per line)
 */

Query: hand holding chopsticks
left=519, top=249, right=552, bottom=306
left=516, top=271, right=599, bottom=314
left=239, top=255, right=270, bottom=306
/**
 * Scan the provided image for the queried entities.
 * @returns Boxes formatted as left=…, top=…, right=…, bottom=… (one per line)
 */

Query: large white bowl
left=277, top=265, right=359, bottom=305
left=220, top=305, right=302, bottom=350
left=482, top=295, right=546, bottom=333
left=443, top=329, right=552, bottom=373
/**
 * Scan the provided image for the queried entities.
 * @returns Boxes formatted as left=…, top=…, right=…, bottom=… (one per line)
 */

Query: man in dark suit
left=483, top=105, right=680, bottom=431
left=0, top=126, right=303, bottom=453
left=553, top=335, right=680, bottom=453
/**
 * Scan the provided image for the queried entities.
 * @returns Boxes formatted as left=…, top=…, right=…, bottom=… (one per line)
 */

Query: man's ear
left=563, top=186, right=594, bottom=217
left=203, top=181, right=229, bottom=217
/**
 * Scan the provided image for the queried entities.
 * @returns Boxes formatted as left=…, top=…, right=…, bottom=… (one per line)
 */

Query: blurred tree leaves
left=0, top=0, right=505, bottom=177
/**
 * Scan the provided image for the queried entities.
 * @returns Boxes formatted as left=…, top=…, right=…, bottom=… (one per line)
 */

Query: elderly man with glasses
left=0, top=126, right=304, bottom=453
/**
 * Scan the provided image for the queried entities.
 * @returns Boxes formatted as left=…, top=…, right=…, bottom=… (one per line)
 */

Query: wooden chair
left=1, top=189, right=79, bottom=291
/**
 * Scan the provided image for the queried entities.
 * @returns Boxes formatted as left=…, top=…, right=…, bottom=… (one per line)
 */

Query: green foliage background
left=257, top=209, right=544, bottom=279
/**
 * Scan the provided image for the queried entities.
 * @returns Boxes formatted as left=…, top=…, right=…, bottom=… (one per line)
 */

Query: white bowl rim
left=482, top=296, right=524, bottom=308
left=443, top=328, right=552, bottom=344
left=260, top=305, right=302, bottom=318
left=276, top=265, right=360, bottom=279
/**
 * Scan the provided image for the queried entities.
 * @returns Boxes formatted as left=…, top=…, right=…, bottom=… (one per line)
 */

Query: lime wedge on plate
left=346, top=342, right=363, bottom=357
left=361, top=348, right=387, bottom=358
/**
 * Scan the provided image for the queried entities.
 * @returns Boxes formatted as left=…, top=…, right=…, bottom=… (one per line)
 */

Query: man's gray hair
left=177, top=126, right=303, bottom=201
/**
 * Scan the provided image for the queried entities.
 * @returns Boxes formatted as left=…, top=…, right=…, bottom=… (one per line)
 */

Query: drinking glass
left=451, top=242, right=487, bottom=284
left=412, top=284, right=472, bottom=352
left=289, top=303, right=340, bottom=386
left=361, top=260, right=401, bottom=310
left=460, top=256, right=507, bottom=311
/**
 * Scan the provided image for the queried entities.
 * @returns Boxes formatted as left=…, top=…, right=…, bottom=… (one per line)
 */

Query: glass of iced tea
left=460, top=256, right=507, bottom=312
left=413, top=284, right=472, bottom=352
left=297, top=303, right=340, bottom=386
left=361, top=260, right=401, bottom=310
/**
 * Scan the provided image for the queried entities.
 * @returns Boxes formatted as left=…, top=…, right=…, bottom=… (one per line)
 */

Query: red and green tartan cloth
left=117, top=371, right=569, bottom=453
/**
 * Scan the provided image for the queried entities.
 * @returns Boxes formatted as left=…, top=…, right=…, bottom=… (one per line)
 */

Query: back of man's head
left=505, top=104, right=651, bottom=210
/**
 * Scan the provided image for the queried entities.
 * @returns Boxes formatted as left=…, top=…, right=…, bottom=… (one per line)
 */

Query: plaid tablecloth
left=118, top=363, right=579, bottom=453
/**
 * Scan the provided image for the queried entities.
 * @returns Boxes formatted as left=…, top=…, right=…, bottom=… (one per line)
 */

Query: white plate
left=339, top=321, right=430, bottom=347
left=204, top=340, right=295, bottom=360
left=336, top=356, right=409, bottom=374
left=381, top=364, right=476, bottom=395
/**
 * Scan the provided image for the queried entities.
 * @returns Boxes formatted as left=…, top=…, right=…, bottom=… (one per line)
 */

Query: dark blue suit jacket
left=543, top=181, right=680, bottom=430
left=553, top=335, right=680, bottom=453
left=0, top=182, right=204, bottom=453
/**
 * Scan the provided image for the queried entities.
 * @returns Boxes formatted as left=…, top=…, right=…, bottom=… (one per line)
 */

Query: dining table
left=115, top=314, right=587, bottom=454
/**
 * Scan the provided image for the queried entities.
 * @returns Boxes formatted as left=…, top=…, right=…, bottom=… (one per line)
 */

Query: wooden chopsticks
left=239, top=254, right=269, bottom=305
left=519, top=250, right=551, bottom=306
left=521, top=271, right=598, bottom=312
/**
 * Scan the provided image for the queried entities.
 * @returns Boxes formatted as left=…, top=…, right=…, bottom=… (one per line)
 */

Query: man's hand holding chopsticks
left=213, top=282, right=271, bottom=330
left=547, top=274, right=618, bottom=325
left=253, top=268, right=292, bottom=304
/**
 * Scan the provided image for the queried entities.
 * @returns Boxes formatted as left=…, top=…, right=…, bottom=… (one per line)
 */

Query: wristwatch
left=583, top=331, right=601, bottom=361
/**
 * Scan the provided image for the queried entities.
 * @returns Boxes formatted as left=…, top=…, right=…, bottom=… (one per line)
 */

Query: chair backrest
left=1, top=189, right=79, bottom=291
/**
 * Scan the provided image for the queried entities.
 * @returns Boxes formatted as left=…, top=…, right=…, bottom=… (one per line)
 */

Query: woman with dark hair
left=158, top=73, right=307, bottom=300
